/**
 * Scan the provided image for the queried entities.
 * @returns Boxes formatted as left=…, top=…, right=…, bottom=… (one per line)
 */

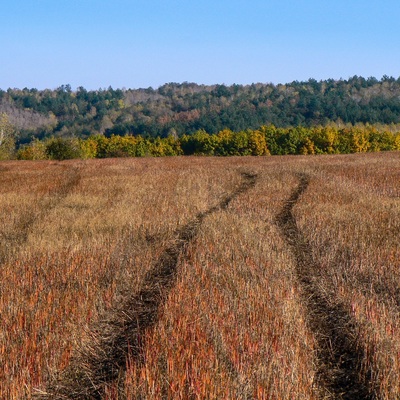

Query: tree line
left=2, top=76, right=400, bottom=146
left=11, top=124, right=400, bottom=160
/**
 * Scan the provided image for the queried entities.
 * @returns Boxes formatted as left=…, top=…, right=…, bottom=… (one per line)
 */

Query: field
left=0, top=153, right=399, bottom=399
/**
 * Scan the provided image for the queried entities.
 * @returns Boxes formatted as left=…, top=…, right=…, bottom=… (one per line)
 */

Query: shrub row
left=16, top=125, right=400, bottom=160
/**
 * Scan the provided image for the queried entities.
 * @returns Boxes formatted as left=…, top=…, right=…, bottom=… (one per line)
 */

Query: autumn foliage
left=14, top=124, right=400, bottom=160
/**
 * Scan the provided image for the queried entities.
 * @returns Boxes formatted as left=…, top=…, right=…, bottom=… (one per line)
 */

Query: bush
left=180, top=130, right=218, bottom=155
left=17, top=139, right=47, bottom=160
left=45, top=137, right=83, bottom=160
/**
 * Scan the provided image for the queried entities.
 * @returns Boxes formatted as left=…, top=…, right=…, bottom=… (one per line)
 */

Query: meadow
left=0, top=152, right=399, bottom=399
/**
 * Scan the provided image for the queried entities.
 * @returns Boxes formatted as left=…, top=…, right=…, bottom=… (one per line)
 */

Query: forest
left=1, top=76, right=400, bottom=138
left=1, top=75, right=400, bottom=159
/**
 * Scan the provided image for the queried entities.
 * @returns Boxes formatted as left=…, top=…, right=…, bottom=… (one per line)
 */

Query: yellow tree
left=351, top=127, right=370, bottom=152
left=394, top=133, right=400, bottom=150
left=311, top=126, right=338, bottom=154
left=247, top=129, right=270, bottom=155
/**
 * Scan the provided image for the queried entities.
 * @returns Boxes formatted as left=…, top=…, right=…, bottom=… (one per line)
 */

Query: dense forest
left=2, top=75, right=400, bottom=146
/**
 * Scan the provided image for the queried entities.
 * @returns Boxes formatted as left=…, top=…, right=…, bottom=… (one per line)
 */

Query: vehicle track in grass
left=275, top=173, right=378, bottom=400
left=0, top=165, right=82, bottom=263
left=36, top=171, right=258, bottom=400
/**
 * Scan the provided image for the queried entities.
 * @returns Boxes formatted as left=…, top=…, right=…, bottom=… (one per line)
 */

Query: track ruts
left=36, top=171, right=257, bottom=400
left=276, top=173, right=378, bottom=399
left=0, top=165, right=81, bottom=263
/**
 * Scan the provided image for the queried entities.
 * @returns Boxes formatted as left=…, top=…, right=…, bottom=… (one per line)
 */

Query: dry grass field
left=0, top=153, right=399, bottom=399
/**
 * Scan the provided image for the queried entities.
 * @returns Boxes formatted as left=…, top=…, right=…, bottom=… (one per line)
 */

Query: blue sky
left=1, top=0, right=400, bottom=90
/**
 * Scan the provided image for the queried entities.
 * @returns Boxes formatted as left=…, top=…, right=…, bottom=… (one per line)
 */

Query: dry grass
left=295, top=152, right=400, bottom=399
left=0, top=153, right=399, bottom=399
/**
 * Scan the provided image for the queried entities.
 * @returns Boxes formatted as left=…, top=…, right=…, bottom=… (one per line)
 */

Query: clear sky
left=2, top=0, right=400, bottom=90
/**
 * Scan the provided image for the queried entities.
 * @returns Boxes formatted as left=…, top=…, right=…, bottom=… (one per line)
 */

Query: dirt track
left=0, top=165, right=81, bottom=263
left=276, top=173, right=377, bottom=400
left=37, top=171, right=257, bottom=399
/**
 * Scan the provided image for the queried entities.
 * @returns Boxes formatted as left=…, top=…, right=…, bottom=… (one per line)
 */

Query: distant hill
left=2, top=76, right=400, bottom=144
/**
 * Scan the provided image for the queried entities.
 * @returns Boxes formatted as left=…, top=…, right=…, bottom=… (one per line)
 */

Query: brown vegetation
left=0, top=152, right=399, bottom=399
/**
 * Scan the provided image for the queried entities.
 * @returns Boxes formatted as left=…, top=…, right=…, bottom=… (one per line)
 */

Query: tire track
left=0, top=165, right=81, bottom=263
left=36, top=171, right=257, bottom=400
left=275, top=173, right=377, bottom=400
left=360, top=278, right=400, bottom=309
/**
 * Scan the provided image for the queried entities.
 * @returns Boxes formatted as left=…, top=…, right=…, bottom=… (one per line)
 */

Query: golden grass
left=0, top=153, right=399, bottom=399
left=295, top=153, right=400, bottom=398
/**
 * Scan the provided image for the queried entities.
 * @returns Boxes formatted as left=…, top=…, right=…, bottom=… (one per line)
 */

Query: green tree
left=180, top=130, right=218, bottom=155
left=45, top=137, right=83, bottom=160
left=311, top=126, right=339, bottom=154
left=231, top=130, right=251, bottom=155
left=365, top=126, right=396, bottom=151
left=259, top=125, right=287, bottom=155
left=277, top=127, right=309, bottom=155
